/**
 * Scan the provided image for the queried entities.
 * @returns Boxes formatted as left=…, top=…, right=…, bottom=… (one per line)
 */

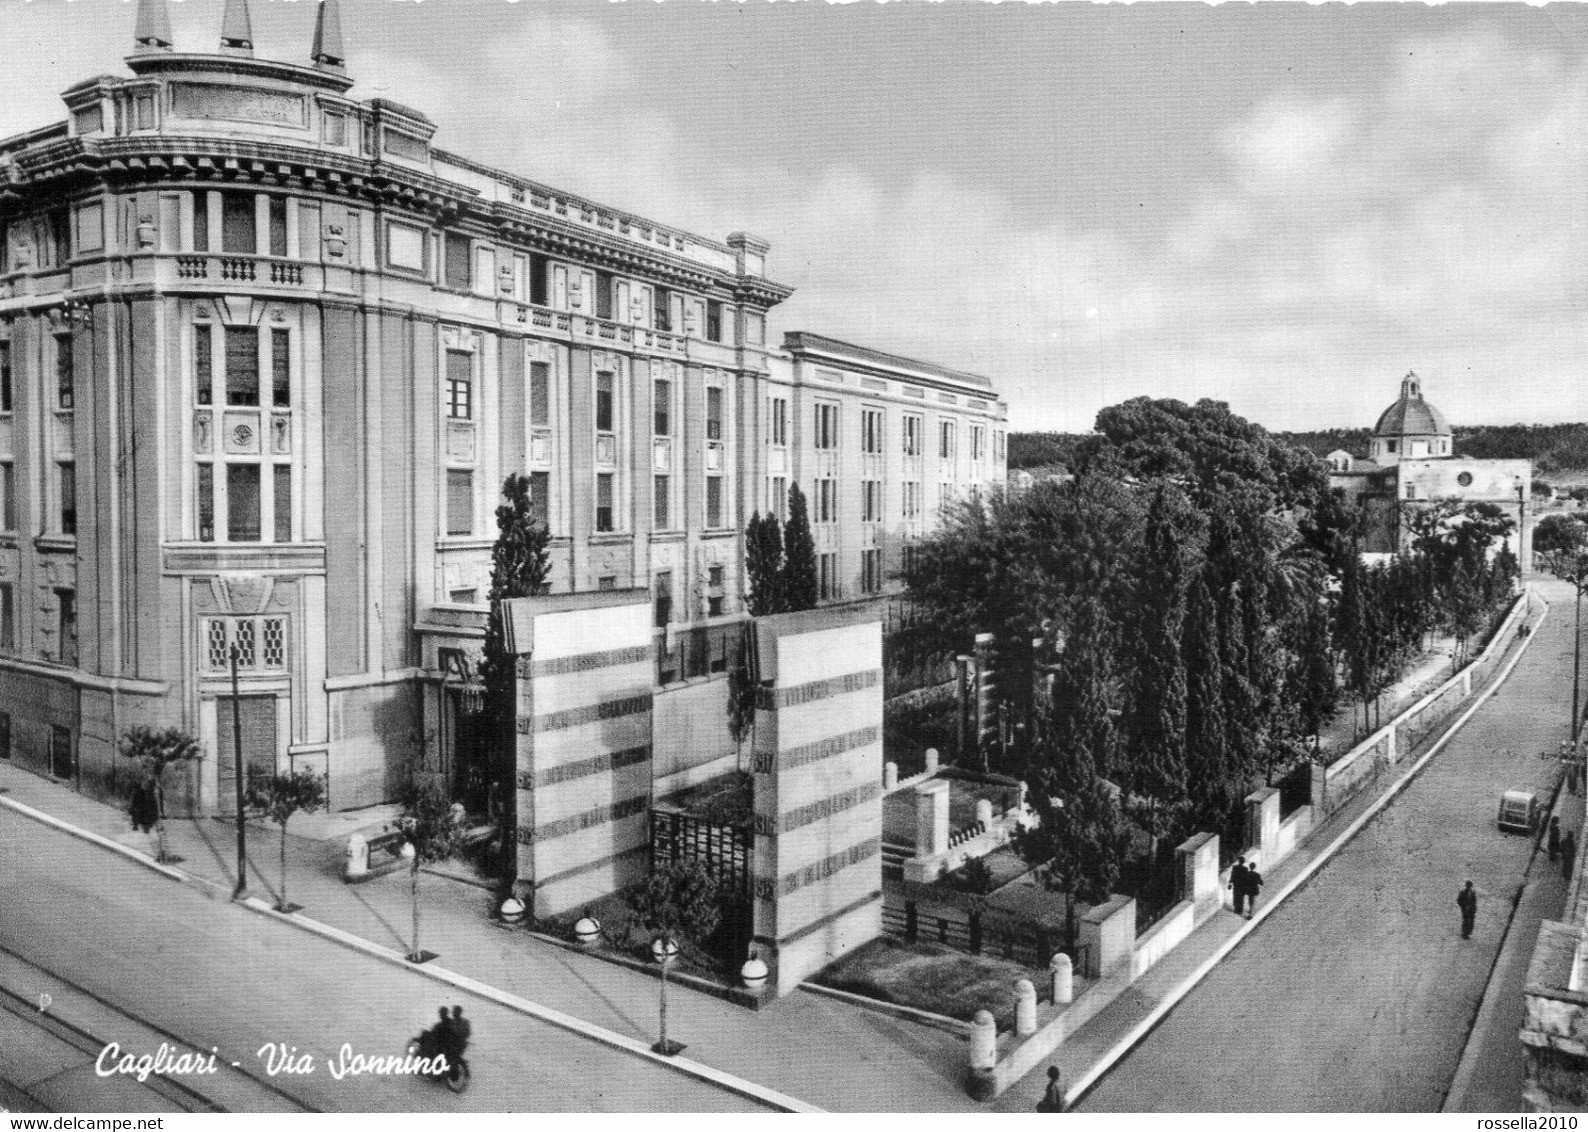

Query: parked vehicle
left=1497, top=789, right=1541, bottom=835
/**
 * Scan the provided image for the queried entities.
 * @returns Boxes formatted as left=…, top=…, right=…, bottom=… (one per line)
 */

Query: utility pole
left=230, top=642, right=249, bottom=900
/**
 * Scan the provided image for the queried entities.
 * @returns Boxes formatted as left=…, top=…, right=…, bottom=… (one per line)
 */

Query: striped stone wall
left=506, top=591, right=655, bottom=918
left=750, top=606, right=885, bottom=995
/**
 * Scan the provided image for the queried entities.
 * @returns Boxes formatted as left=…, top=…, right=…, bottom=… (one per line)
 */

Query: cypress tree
left=1183, top=570, right=1229, bottom=823
left=782, top=483, right=819, bottom=612
left=743, top=511, right=787, bottom=616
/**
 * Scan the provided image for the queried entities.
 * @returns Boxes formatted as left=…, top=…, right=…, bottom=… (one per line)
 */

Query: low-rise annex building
left=0, top=0, right=1007, bottom=821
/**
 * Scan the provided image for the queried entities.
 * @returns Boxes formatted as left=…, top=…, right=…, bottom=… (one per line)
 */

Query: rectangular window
left=198, top=463, right=214, bottom=541
left=443, top=232, right=471, bottom=289
left=386, top=221, right=426, bottom=272
left=48, top=209, right=70, bottom=266
left=654, top=287, right=673, bottom=332
left=529, top=362, right=551, bottom=428
left=770, top=396, right=788, bottom=446
left=818, top=553, right=837, bottom=602
left=903, top=482, right=921, bottom=519
left=940, top=421, right=956, bottom=460
left=221, top=192, right=256, bottom=254
left=528, top=253, right=549, bottom=306
left=770, top=476, right=787, bottom=523
left=861, top=548, right=882, bottom=594
left=706, top=475, right=723, bottom=529
left=273, top=465, right=291, bottom=542
left=994, top=430, right=1005, bottom=462
left=706, top=300, right=722, bottom=342
left=595, top=271, right=614, bottom=320
left=595, top=472, right=614, bottom=532
left=529, top=471, right=549, bottom=526
left=903, top=415, right=922, bottom=456
left=271, top=329, right=290, bottom=407
left=654, top=571, right=673, bottom=628
left=59, top=462, right=76, bottom=536
left=225, top=327, right=259, bottom=406
left=227, top=463, right=260, bottom=541
left=0, top=341, right=10, bottom=412
left=56, top=334, right=73, bottom=410
left=0, top=463, right=12, bottom=532
left=862, top=409, right=884, bottom=454
left=972, top=426, right=986, bottom=461
left=49, top=725, right=72, bottom=778
left=446, top=469, right=473, bottom=536
left=815, top=403, right=839, bottom=450
left=597, top=575, right=617, bottom=592
left=57, top=589, right=77, bottom=667
left=817, top=478, right=836, bottom=524
left=192, top=193, right=209, bottom=253
left=134, top=93, right=155, bottom=130
left=268, top=197, right=288, bottom=258
left=654, top=379, right=671, bottom=436
left=445, top=349, right=472, bottom=420
left=862, top=480, right=881, bottom=523
left=941, top=482, right=953, bottom=508
left=195, top=326, right=213, bottom=405
left=654, top=474, right=670, bottom=530
left=595, top=372, right=614, bottom=433
left=706, top=386, right=723, bottom=441
left=0, top=583, right=12, bottom=652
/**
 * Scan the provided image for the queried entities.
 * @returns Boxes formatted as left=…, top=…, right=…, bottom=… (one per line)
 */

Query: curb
left=236, top=898, right=823, bottom=1113
left=0, top=795, right=189, bottom=884
left=798, top=980, right=974, bottom=1034
left=1063, top=586, right=1548, bottom=1109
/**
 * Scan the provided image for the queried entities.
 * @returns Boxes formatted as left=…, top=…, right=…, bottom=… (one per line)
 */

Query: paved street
left=0, top=815, right=766, bottom=1112
left=1076, top=579, right=1576, bottom=1112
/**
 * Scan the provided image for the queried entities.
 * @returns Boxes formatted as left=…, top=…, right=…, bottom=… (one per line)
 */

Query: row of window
left=0, top=337, right=76, bottom=415
left=0, top=460, right=75, bottom=538
left=0, top=581, right=76, bottom=666
left=795, top=396, right=1000, bottom=461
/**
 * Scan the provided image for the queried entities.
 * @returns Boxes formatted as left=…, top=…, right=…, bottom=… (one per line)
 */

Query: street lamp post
left=229, top=642, right=249, bottom=900
left=650, top=934, right=684, bottom=1056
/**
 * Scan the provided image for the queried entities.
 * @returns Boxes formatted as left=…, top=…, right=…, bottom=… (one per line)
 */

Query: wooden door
left=215, top=696, right=277, bottom=816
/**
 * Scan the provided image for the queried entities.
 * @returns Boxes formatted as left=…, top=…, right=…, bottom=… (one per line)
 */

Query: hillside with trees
left=1012, top=422, right=1588, bottom=479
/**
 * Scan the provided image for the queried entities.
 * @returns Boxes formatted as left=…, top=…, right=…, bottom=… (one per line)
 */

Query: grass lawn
left=813, top=937, right=1039, bottom=1028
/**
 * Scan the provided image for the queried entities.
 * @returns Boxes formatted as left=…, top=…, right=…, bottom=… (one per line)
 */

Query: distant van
left=1497, top=790, right=1541, bottom=835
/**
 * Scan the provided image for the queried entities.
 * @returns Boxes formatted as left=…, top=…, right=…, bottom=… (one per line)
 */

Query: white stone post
left=925, top=747, right=940, bottom=776
left=916, top=779, right=951, bottom=858
left=1014, top=979, right=1037, bottom=1037
left=884, top=761, right=899, bottom=791
left=975, top=798, right=994, bottom=829
left=1049, top=953, right=1073, bottom=1005
left=343, top=833, right=369, bottom=881
left=969, top=1009, right=997, bottom=1071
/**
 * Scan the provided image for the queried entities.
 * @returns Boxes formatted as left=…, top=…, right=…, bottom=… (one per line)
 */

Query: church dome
left=1373, top=372, right=1450, bottom=437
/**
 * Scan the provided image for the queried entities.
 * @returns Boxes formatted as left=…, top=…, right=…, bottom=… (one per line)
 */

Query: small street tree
left=244, top=766, right=327, bottom=913
left=631, top=857, right=721, bottom=1056
left=397, top=775, right=462, bottom=963
left=119, top=726, right=200, bottom=864
left=781, top=484, right=819, bottom=612
left=478, top=473, right=551, bottom=881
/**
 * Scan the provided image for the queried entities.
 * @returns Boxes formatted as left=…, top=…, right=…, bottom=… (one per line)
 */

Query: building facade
left=1327, top=372, right=1530, bottom=565
left=0, top=0, right=1006, bottom=816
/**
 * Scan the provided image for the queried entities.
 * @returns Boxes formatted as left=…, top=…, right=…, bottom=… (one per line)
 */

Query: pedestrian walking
left=1244, top=864, right=1264, bottom=919
left=1037, top=1065, right=1064, bottom=1113
left=1564, top=831, right=1578, bottom=882
left=1550, top=816, right=1561, bottom=862
left=1457, top=880, right=1477, bottom=939
left=1229, top=857, right=1248, bottom=916
left=129, top=778, right=158, bottom=835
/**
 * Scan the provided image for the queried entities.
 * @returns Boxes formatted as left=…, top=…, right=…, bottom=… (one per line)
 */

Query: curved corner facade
left=0, top=13, right=1006, bottom=816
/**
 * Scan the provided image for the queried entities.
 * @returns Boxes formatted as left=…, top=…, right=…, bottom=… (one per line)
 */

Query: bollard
left=499, top=896, right=526, bottom=925
left=741, top=952, right=769, bottom=992
left=966, top=1008, right=998, bottom=1100
left=1014, top=979, right=1037, bottom=1037
left=1050, top=953, right=1073, bottom=1005
left=884, top=761, right=899, bottom=791
left=975, top=798, right=994, bottom=830
left=574, top=916, right=602, bottom=946
left=343, top=832, right=369, bottom=881
left=925, top=747, right=940, bottom=775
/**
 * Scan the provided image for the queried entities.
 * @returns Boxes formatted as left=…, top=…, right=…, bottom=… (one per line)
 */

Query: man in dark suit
left=1229, top=857, right=1248, bottom=916
left=1457, top=881, right=1477, bottom=939
left=1243, top=863, right=1264, bottom=919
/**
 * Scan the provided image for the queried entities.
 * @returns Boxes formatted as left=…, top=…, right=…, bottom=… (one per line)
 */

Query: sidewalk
left=0, top=587, right=1551, bottom=1113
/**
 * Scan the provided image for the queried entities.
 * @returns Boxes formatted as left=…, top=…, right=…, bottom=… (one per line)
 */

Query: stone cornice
left=124, top=52, right=355, bottom=94
left=784, top=330, right=995, bottom=393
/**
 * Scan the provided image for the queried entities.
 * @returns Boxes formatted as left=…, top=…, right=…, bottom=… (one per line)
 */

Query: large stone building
left=0, top=0, right=1006, bottom=817
left=1326, top=372, right=1530, bottom=564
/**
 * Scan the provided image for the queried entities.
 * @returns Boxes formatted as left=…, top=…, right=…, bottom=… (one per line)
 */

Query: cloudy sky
left=2, top=0, right=1586, bottom=433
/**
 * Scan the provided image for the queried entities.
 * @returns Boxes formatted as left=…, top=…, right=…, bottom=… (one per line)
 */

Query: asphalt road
left=0, top=813, right=764, bottom=1112
left=1078, top=583, right=1572, bottom=1112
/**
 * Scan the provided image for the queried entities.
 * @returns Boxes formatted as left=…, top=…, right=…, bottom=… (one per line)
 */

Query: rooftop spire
left=311, top=0, right=346, bottom=72
left=220, top=0, right=255, bottom=56
left=132, top=0, right=174, bottom=54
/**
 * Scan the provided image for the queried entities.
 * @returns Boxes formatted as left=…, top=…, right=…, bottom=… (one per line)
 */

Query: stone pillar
left=1078, top=895, right=1136, bottom=979
left=343, top=832, right=369, bottom=881
left=884, top=761, right=898, bottom=790
left=1244, top=787, right=1280, bottom=864
left=1050, top=953, right=1073, bottom=1005
left=1176, top=831, right=1220, bottom=912
left=956, top=655, right=973, bottom=763
left=966, top=1008, right=998, bottom=1101
left=915, top=779, right=950, bottom=859
left=1014, top=979, right=1037, bottom=1037
left=925, top=747, right=940, bottom=776
left=975, top=798, right=994, bottom=829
